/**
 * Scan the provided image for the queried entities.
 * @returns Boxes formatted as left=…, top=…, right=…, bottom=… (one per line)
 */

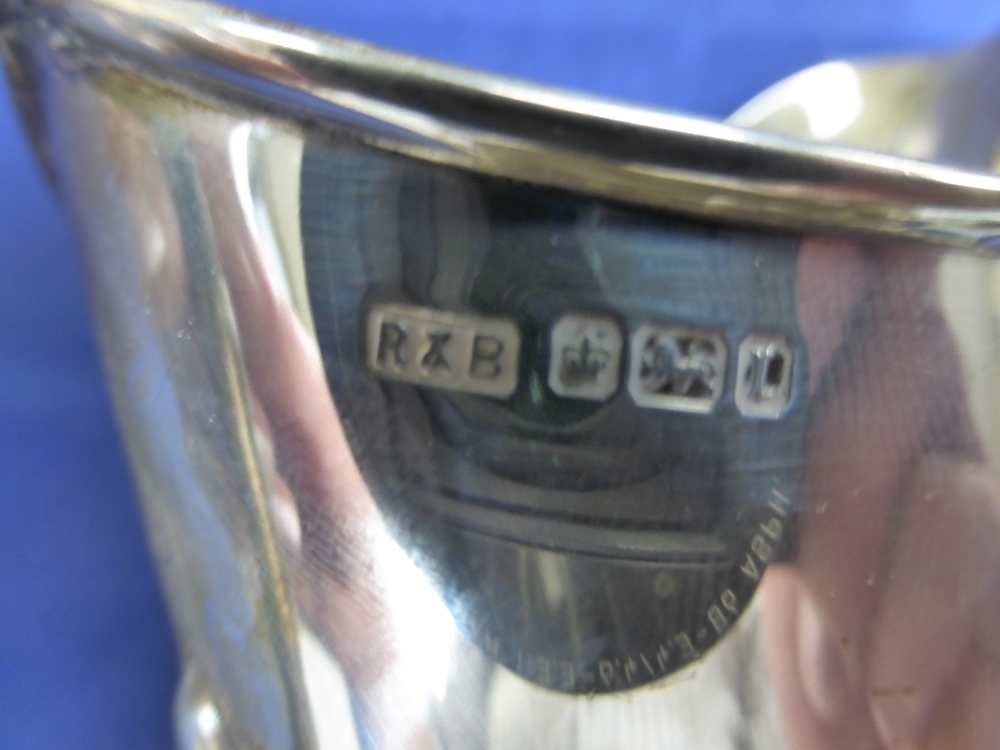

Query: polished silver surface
left=5, top=0, right=1000, bottom=248
left=4, top=0, right=1000, bottom=748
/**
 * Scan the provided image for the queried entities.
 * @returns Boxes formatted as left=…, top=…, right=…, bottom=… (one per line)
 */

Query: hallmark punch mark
left=367, top=302, right=520, bottom=398
left=548, top=313, right=623, bottom=401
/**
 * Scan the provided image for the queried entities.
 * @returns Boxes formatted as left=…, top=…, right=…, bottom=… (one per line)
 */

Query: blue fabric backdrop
left=2, top=1, right=1000, bottom=747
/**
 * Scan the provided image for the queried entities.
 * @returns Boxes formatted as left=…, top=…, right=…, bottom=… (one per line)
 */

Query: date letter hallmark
left=367, top=303, right=520, bottom=398
left=735, top=334, right=794, bottom=418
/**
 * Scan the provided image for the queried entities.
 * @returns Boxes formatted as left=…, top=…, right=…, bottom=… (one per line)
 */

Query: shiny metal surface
left=4, top=0, right=1000, bottom=748
left=6, top=0, right=1000, bottom=248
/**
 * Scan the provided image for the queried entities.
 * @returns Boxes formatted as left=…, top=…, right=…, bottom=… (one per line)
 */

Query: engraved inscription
left=376, top=321, right=407, bottom=367
left=740, top=553, right=762, bottom=581
left=739, top=488, right=792, bottom=582
left=624, top=656, right=638, bottom=684
left=770, top=488, right=792, bottom=517
left=599, top=660, right=615, bottom=689
left=367, top=303, right=519, bottom=398
left=706, top=589, right=740, bottom=635
left=537, top=657, right=550, bottom=686
left=547, top=313, right=623, bottom=401
left=673, top=632, right=697, bottom=661
left=640, top=653, right=656, bottom=677
left=721, top=588, right=739, bottom=615
left=561, top=661, right=575, bottom=690
left=656, top=643, right=671, bottom=672
left=420, top=332, right=452, bottom=372
left=751, top=535, right=774, bottom=563
left=628, top=323, right=727, bottom=413
left=470, top=334, right=506, bottom=380
left=735, top=334, right=794, bottom=418
left=707, top=605, right=728, bottom=634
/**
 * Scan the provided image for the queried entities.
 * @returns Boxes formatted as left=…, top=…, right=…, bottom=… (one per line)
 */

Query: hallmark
left=628, top=323, right=727, bottom=413
left=366, top=303, right=796, bottom=416
left=367, top=303, right=520, bottom=398
left=734, top=334, right=793, bottom=418
left=547, top=313, right=623, bottom=401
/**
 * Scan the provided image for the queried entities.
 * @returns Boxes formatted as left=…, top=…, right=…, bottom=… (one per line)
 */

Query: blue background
left=3, top=1, right=1000, bottom=747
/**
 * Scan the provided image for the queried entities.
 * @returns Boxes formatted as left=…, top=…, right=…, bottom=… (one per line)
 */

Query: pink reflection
left=763, top=239, right=1000, bottom=749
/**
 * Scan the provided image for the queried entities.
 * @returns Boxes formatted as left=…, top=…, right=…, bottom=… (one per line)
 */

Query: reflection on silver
left=629, top=324, right=727, bottom=413
left=175, top=672, right=227, bottom=750
left=11, top=0, right=1000, bottom=249
left=547, top=313, right=623, bottom=401
left=734, top=334, right=794, bottom=418
left=366, top=302, right=520, bottom=398
left=7, top=0, right=1000, bottom=748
